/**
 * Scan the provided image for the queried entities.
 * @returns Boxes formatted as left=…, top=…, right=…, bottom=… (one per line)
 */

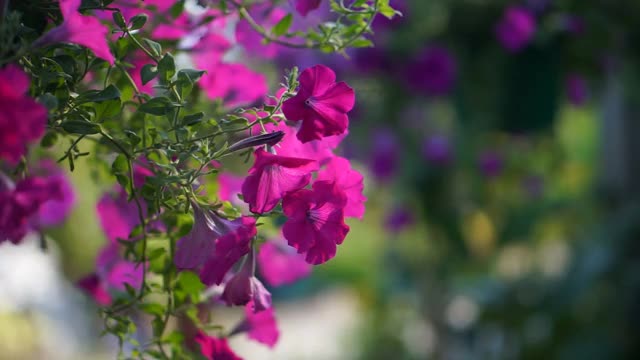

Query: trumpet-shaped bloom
left=195, top=332, right=243, bottom=360
left=282, top=65, right=355, bottom=143
left=495, top=6, right=536, bottom=53
left=241, top=148, right=318, bottom=214
left=35, top=0, right=114, bottom=64
left=282, top=181, right=350, bottom=264
left=317, top=156, right=366, bottom=219
left=237, top=302, right=280, bottom=348
left=265, top=121, right=345, bottom=165
left=295, top=0, right=322, bottom=16
left=221, top=251, right=272, bottom=312
left=258, top=240, right=312, bottom=287
left=0, top=65, right=48, bottom=165
left=0, top=176, right=63, bottom=244
left=175, top=206, right=257, bottom=286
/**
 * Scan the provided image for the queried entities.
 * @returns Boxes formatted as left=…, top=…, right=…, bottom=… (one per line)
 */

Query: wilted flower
left=175, top=205, right=257, bottom=286
left=258, top=240, right=312, bottom=287
left=34, top=0, right=114, bottom=64
left=282, top=65, right=355, bottom=143
left=221, top=250, right=272, bottom=312
left=241, top=148, right=318, bottom=214
left=0, top=65, right=48, bottom=165
left=282, top=181, right=350, bottom=264
left=495, top=6, right=536, bottom=53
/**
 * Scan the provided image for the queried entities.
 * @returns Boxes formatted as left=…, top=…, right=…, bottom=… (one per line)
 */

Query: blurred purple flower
left=565, top=73, right=589, bottom=106
left=422, top=135, right=453, bottom=165
left=523, top=175, right=544, bottom=198
left=478, top=151, right=503, bottom=178
left=384, top=206, right=414, bottom=233
left=369, top=129, right=399, bottom=181
left=32, top=160, right=76, bottom=228
left=495, top=6, right=536, bottom=52
left=562, top=15, right=586, bottom=35
left=405, top=46, right=457, bottom=96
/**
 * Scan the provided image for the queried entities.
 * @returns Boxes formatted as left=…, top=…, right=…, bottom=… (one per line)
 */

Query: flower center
left=304, top=96, right=318, bottom=108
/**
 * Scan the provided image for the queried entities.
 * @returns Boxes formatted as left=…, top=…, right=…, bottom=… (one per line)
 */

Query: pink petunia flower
left=236, top=5, right=286, bottom=59
left=175, top=205, right=257, bottom=286
left=258, top=240, right=312, bottom=287
left=0, top=175, right=63, bottom=244
left=35, top=0, right=114, bottom=64
left=0, top=65, right=48, bottom=165
left=316, top=156, right=366, bottom=220
left=295, top=0, right=322, bottom=16
left=241, top=148, right=318, bottom=214
left=282, top=65, right=355, bottom=143
left=197, top=62, right=268, bottom=109
left=232, top=302, right=280, bottom=348
left=265, top=120, right=345, bottom=165
left=76, top=273, right=112, bottom=306
left=218, top=172, right=245, bottom=207
left=282, top=181, right=350, bottom=264
left=195, top=332, right=244, bottom=360
left=31, top=160, right=76, bottom=228
left=221, top=250, right=272, bottom=312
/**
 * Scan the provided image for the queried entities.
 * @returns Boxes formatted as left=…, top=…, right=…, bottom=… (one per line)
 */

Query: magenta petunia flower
left=31, top=160, right=76, bottom=228
left=0, top=175, right=63, bottom=244
left=565, top=73, right=589, bottom=106
left=197, top=62, right=268, bottom=108
left=174, top=205, right=257, bottom=286
left=218, top=172, right=245, bottom=207
left=236, top=5, right=286, bottom=59
left=241, top=148, right=318, bottom=214
left=76, top=273, right=112, bottom=306
left=282, top=65, right=355, bottom=143
left=316, top=156, right=366, bottom=219
left=0, top=65, right=48, bottom=165
left=265, top=121, right=345, bottom=165
left=221, top=250, right=272, bottom=312
left=405, top=46, right=457, bottom=96
left=295, top=0, right=322, bottom=16
left=495, top=6, right=536, bottom=53
left=35, top=0, right=114, bottom=64
left=195, top=332, right=244, bottom=360
left=257, top=240, right=312, bottom=287
left=241, top=302, right=280, bottom=348
left=282, top=181, right=350, bottom=264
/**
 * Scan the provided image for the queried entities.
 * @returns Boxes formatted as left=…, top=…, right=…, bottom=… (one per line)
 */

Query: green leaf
left=79, top=84, right=121, bottom=103
left=349, top=38, right=373, bottom=48
left=377, top=0, right=397, bottom=19
left=272, top=13, right=293, bottom=36
left=182, top=112, right=204, bottom=126
left=40, top=131, right=58, bottom=148
left=124, top=130, right=141, bottom=146
left=37, top=93, right=58, bottom=110
left=139, top=97, right=172, bottom=116
left=170, top=0, right=185, bottom=18
left=61, top=120, right=101, bottom=135
left=112, top=154, right=129, bottom=175
left=140, top=303, right=165, bottom=317
left=176, top=271, right=204, bottom=299
left=140, top=64, right=157, bottom=85
left=176, top=69, right=205, bottom=97
left=158, top=53, right=176, bottom=82
left=112, top=11, right=126, bottom=29
left=143, top=38, right=162, bottom=58
left=94, top=99, right=121, bottom=121
left=129, top=14, right=148, bottom=30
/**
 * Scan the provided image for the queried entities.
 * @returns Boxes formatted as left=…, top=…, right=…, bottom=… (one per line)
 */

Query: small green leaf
left=129, top=14, right=148, bottom=30
left=37, top=93, right=58, bottom=110
left=272, top=13, right=293, bottom=36
left=140, top=64, right=157, bottom=85
left=157, top=53, right=176, bottom=82
left=112, top=154, right=129, bottom=175
left=182, top=112, right=204, bottom=126
left=124, top=130, right=141, bottom=146
left=143, top=38, right=162, bottom=57
left=40, top=131, right=58, bottom=148
left=139, top=97, right=171, bottom=116
left=61, top=120, right=101, bottom=135
left=94, top=99, right=121, bottom=121
left=112, top=11, right=127, bottom=29
left=349, top=38, right=373, bottom=48
left=79, top=84, right=121, bottom=103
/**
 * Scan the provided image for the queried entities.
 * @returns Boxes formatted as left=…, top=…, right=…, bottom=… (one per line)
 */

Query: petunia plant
left=0, top=0, right=397, bottom=358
